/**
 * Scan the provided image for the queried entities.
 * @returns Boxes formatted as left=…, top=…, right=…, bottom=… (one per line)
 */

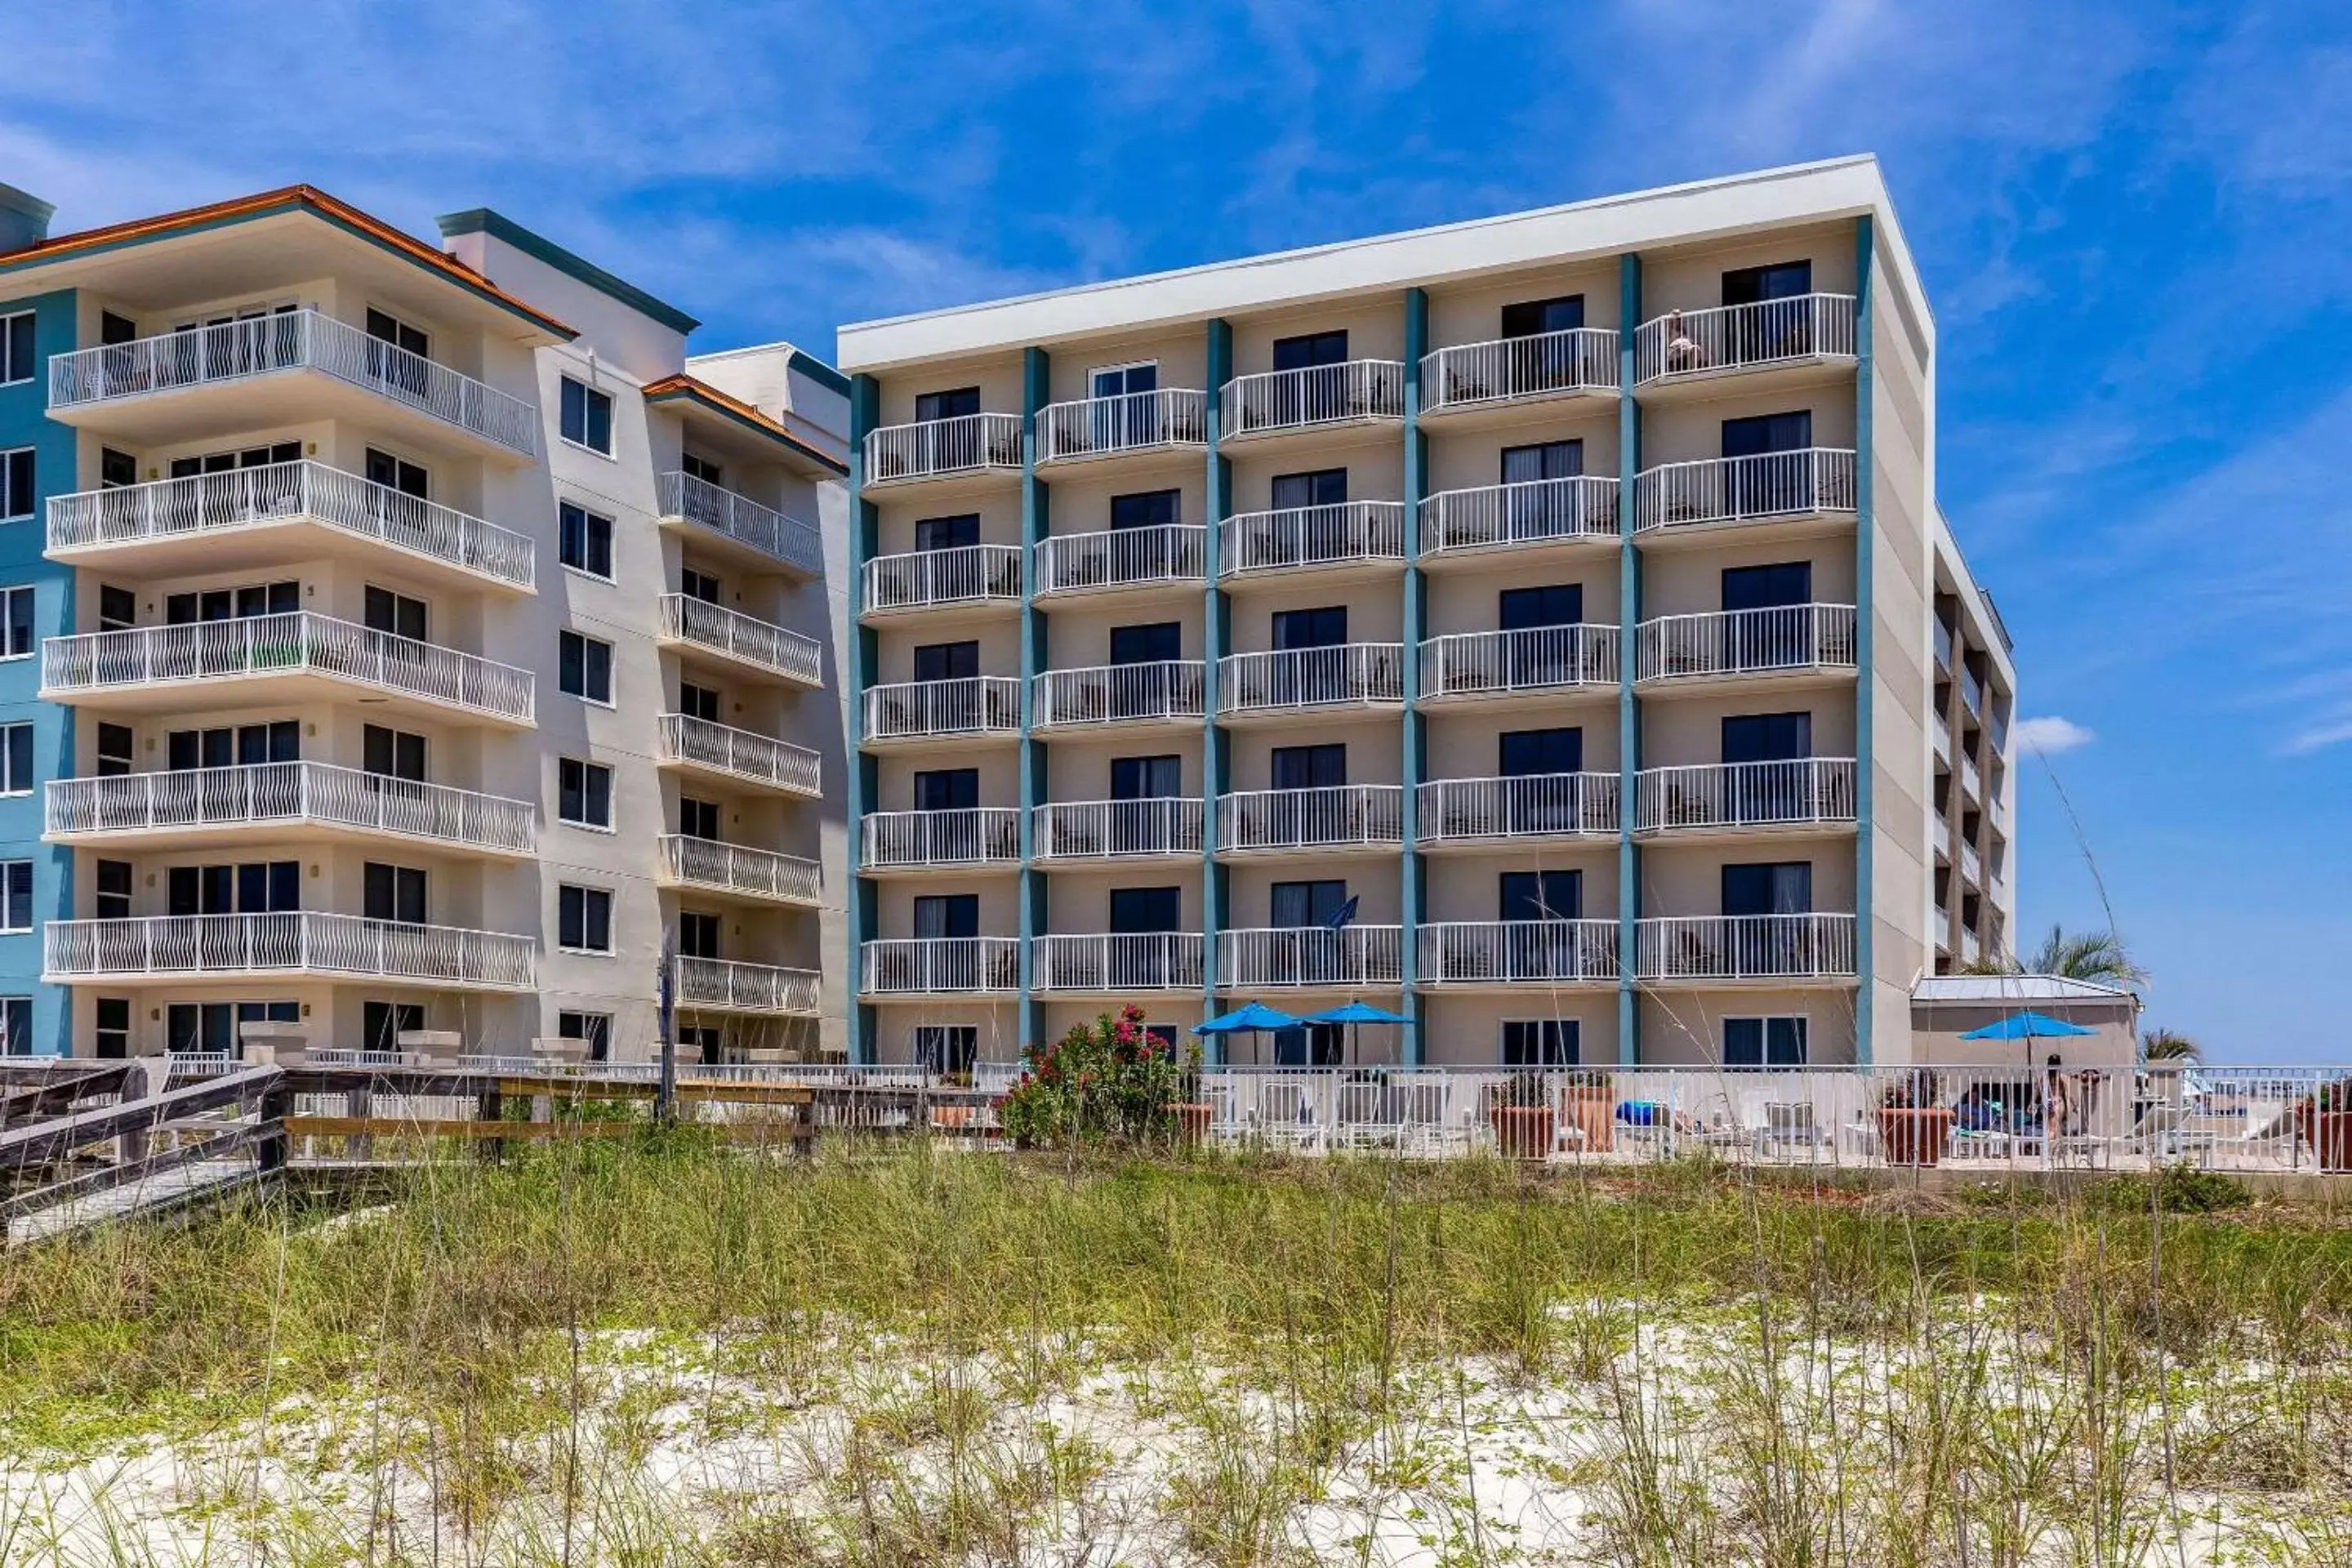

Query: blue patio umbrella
left=1960, top=1011, right=2096, bottom=1041
left=1302, top=1000, right=1414, bottom=1067
left=1194, top=1001, right=1302, bottom=1066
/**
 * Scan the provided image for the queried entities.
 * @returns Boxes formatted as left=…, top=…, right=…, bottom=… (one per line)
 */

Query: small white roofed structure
left=1911, top=974, right=2140, bottom=1067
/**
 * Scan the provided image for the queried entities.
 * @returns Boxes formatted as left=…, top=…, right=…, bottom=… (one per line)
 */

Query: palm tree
left=2142, top=1027, right=2201, bottom=1062
left=1955, top=924, right=2149, bottom=991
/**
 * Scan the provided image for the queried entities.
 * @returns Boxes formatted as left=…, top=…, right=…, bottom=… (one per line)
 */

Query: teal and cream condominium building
left=0, top=180, right=851, bottom=1060
left=836, top=156, right=2017, bottom=1071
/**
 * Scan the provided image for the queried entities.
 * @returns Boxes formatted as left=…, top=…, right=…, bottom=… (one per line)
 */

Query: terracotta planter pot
left=1565, top=1087, right=1615, bottom=1154
left=1171, top=1102, right=1214, bottom=1144
left=1878, top=1107, right=1955, bottom=1167
left=933, top=1105, right=974, bottom=1131
left=2297, top=1107, right=2352, bottom=1172
left=1490, top=1104, right=1556, bottom=1160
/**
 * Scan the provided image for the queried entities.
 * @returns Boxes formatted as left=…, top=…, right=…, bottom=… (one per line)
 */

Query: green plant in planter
left=995, top=1002, right=1198, bottom=1148
left=2313, top=1077, right=2352, bottom=1113
left=1878, top=1069, right=1936, bottom=1109
left=1498, top=1071, right=1551, bottom=1108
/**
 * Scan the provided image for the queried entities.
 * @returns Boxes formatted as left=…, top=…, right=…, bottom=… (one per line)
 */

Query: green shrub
left=995, top=1002, right=1198, bottom=1148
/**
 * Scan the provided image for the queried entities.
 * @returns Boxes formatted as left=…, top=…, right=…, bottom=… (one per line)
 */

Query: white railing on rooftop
left=1415, top=773, right=1619, bottom=844
left=658, top=835, right=822, bottom=905
left=1220, top=361, right=1405, bottom=438
left=1421, top=327, right=1619, bottom=411
left=47, top=460, right=534, bottom=589
left=43, top=911, right=537, bottom=987
left=1034, top=661, right=1205, bottom=728
left=1419, top=476, right=1619, bottom=557
left=1032, top=798, right=1203, bottom=861
left=1035, top=523, right=1204, bottom=595
left=1036, top=389, right=1208, bottom=462
left=1633, top=449, right=1857, bottom=533
left=46, top=762, right=536, bottom=854
left=861, top=543, right=1022, bottom=615
left=862, top=676, right=1021, bottom=742
left=47, top=310, right=538, bottom=457
left=1633, top=294, right=1857, bottom=385
left=657, top=470, right=824, bottom=577
left=658, top=595, right=823, bottom=686
left=1636, top=604, right=1857, bottom=684
left=1219, top=501, right=1405, bottom=577
left=862, top=807, right=1021, bottom=871
left=41, top=612, right=535, bottom=724
left=1219, top=925, right=1403, bottom=989
left=675, top=956, right=821, bottom=1015
left=864, top=412, right=1023, bottom=483
left=1419, top=920, right=1619, bottom=986
left=1635, top=914, right=1858, bottom=982
left=860, top=937, right=1021, bottom=994
left=1636, top=759, right=1858, bottom=835
left=1419, top=625, right=1618, bottom=700
left=1034, top=933, right=1205, bottom=992
left=656, top=713, right=822, bottom=795
left=1218, top=644, right=1404, bottom=715
left=1218, top=785, right=1402, bottom=854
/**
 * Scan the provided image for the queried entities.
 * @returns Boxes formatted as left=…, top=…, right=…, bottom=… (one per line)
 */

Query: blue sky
left=7, top=2, right=2349, bottom=1058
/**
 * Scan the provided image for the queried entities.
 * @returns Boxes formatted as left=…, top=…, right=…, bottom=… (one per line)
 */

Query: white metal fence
left=1218, top=785, right=1403, bottom=853
left=1034, top=661, right=1206, bottom=728
left=1219, top=501, right=1406, bottom=576
left=674, top=956, right=822, bottom=1014
left=860, top=937, right=1022, bottom=994
left=1036, top=389, right=1208, bottom=461
left=657, top=713, right=822, bottom=795
left=1419, top=476, right=1619, bottom=557
left=1419, top=920, right=1619, bottom=985
left=1219, top=925, right=1405, bottom=988
left=1032, top=798, right=1204, bottom=860
left=657, top=470, right=824, bottom=577
left=1421, top=327, right=1619, bottom=411
left=861, top=543, right=1023, bottom=613
left=1633, top=294, right=1858, bottom=385
left=864, top=412, right=1024, bottom=482
left=659, top=835, right=822, bottom=904
left=1634, top=448, right=1858, bottom=532
left=862, top=808, right=1022, bottom=870
left=1218, top=644, right=1404, bottom=715
left=43, top=911, right=537, bottom=987
left=1035, top=523, right=1205, bottom=595
left=1635, top=758, right=1859, bottom=834
left=1419, top=625, right=1619, bottom=699
left=45, top=762, right=537, bottom=854
left=1416, top=773, right=1620, bottom=844
left=1033, top=933, right=1206, bottom=992
left=1220, top=361, right=1405, bottom=437
left=658, top=595, right=824, bottom=685
left=1637, top=604, right=1858, bottom=683
left=862, top=676, right=1022, bottom=740
left=1634, top=913, right=1858, bottom=981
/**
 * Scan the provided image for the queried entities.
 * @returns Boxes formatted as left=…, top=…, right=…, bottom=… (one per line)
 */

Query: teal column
left=845, top=374, right=881, bottom=1062
left=1615, top=255, right=1642, bottom=1067
left=1398, top=288, right=1429, bottom=1066
left=1018, top=347, right=1051, bottom=1054
left=1852, top=217, right=1876, bottom=1065
left=1200, top=318, right=1232, bottom=1063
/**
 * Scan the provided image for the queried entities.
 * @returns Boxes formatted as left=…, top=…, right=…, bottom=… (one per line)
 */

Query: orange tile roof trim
left=0, top=185, right=577, bottom=340
left=643, top=372, right=849, bottom=475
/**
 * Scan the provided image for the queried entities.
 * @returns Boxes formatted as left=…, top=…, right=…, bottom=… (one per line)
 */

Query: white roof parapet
left=1911, top=975, right=2139, bottom=1004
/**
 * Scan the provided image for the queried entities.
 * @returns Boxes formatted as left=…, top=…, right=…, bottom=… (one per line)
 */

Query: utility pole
left=656, top=925, right=678, bottom=1125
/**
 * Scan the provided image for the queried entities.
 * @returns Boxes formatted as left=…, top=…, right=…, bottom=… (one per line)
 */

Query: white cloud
left=2010, top=715, right=2095, bottom=755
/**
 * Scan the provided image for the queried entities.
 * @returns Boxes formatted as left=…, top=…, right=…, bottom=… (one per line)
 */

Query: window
left=0, top=861, right=29, bottom=931
left=364, top=586, right=427, bottom=643
left=99, top=586, right=136, bottom=631
left=1501, top=870, right=1581, bottom=922
left=1272, top=743, right=1345, bottom=791
left=365, top=307, right=429, bottom=359
left=1090, top=363, right=1157, bottom=399
left=1499, top=727, right=1581, bottom=777
left=914, top=514, right=978, bottom=552
left=559, top=884, right=613, bottom=951
left=1269, top=468, right=1346, bottom=510
left=1722, top=261, right=1813, bottom=307
left=679, top=796, right=719, bottom=839
left=1500, top=295, right=1584, bottom=338
left=1272, top=605, right=1347, bottom=650
left=165, top=1000, right=296, bottom=1058
left=915, top=1025, right=977, bottom=1075
left=559, top=501, right=614, bottom=577
left=363, top=862, right=428, bottom=926
left=363, top=1000, right=426, bottom=1052
left=559, top=1011, right=612, bottom=1062
left=2, top=448, right=32, bottom=521
left=681, top=452, right=723, bottom=486
left=166, top=581, right=298, bottom=623
left=1109, top=489, right=1179, bottom=530
left=1722, top=562, right=1813, bottom=612
left=680, top=567, right=721, bottom=604
left=0, top=723, right=29, bottom=795
left=679, top=911, right=722, bottom=960
left=0, top=996, right=30, bottom=1055
left=1272, top=331, right=1348, bottom=371
left=1721, top=409, right=1813, bottom=458
left=1109, top=621, right=1180, bottom=666
left=0, top=310, right=32, bottom=385
left=363, top=447, right=427, bottom=497
left=559, top=630, right=612, bottom=702
left=171, top=722, right=298, bottom=771
left=167, top=862, right=297, bottom=916
left=100, top=449, right=136, bottom=489
left=95, top=997, right=131, bottom=1059
left=1499, top=584, right=1583, bottom=630
left=1502, top=1019, right=1579, bottom=1067
left=0, top=586, right=31, bottom=658
left=168, top=442, right=305, bottom=481
left=1271, top=879, right=1348, bottom=928
left=1723, top=1016, right=1808, bottom=1067
left=1273, top=1022, right=1343, bottom=1067
left=912, top=769, right=978, bottom=812
left=100, top=311, right=137, bottom=345
left=1722, top=711, right=1813, bottom=764
left=915, top=388, right=981, bottom=423
left=912, top=893, right=978, bottom=940
left=1109, top=886, right=1182, bottom=933
left=559, top=376, right=614, bottom=454
left=681, top=1024, right=724, bottom=1065
left=1110, top=755, right=1181, bottom=800
left=679, top=680, right=722, bottom=723
left=1722, top=862, right=1813, bottom=917
left=559, top=758, right=613, bottom=828
left=913, top=640, right=978, bottom=682
left=96, top=861, right=131, bottom=921
left=363, top=724, right=425, bottom=782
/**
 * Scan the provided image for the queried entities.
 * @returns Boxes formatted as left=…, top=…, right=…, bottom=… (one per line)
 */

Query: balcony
left=1960, top=840, right=1983, bottom=888
left=1218, top=925, right=1403, bottom=990
left=675, top=956, right=821, bottom=1017
left=1032, top=798, right=1203, bottom=862
left=1934, top=811, right=1952, bottom=862
left=862, top=808, right=1022, bottom=874
left=1034, top=523, right=1205, bottom=599
left=1960, top=753, right=1983, bottom=803
left=42, top=911, right=537, bottom=990
left=1933, top=710, right=1952, bottom=765
left=1419, top=626, right=1617, bottom=706
left=1632, top=449, right=1857, bottom=540
left=47, top=310, right=538, bottom=461
left=1036, top=389, right=1207, bottom=466
left=1960, top=666, right=1985, bottom=719
left=862, top=413, right=1024, bottom=489
left=655, top=714, right=822, bottom=797
left=1635, top=604, right=1857, bottom=688
left=656, top=471, right=823, bottom=577
left=1419, top=327, right=1619, bottom=421
left=862, top=677, right=1021, bottom=746
left=1218, top=361, right=1405, bottom=448
left=1034, top=662, right=1205, bottom=733
left=1218, top=786, right=1402, bottom=858
left=657, top=595, right=822, bottom=688
left=1633, top=759, right=1859, bottom=839
left=1632, top=295, right=1857, bottom=394
left=1218, top=644, right=1404, bottom=722
left=1418, top=920, right=1619, bottom=987
left=1418, top=476, right=1619, bottom=563
left=45, top=763, right=536, bottom=859
left=47, top=461, right=534, bottom=593
left=1960, top=927, right=1982, bottom=966
left=1634, top=914, right=1859, bottom=983
left=1034, top=933, right=1205, bottom=993
left=40, top=612, right=535, bottom=728
left=860, top=937, right=1021, bottom=996
left=1934, top=618, right=1955, bottom=671
left=657, top=835, right=822, bottom=908
left=1415, top=773, right=1619, bottom=849
left=1218, top=501, right=1406, bottom=582
left=861, top=544, right=1023, bottom=619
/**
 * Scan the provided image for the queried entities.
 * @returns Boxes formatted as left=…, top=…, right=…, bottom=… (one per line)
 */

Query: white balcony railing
left=658, top=595, right=823, bottom=686
left=1034, top=662, right=1205, bottom=728
left=1420, top=327, right=1619, bottom=412
left=41, top=612, right=535, bottom=724
left=1419, top=476, right=1619, bottom=558
left=1635, top=759, right=1860, bottom=835
left=1219, top=501, right=1406, bottom=577
left=1419, top=625, right=1618, bottom=700
left=656, top=714, right=822, bottom=795
left=675, top=956, right=821, bottom=1015
left=1633, top=295, right=1858, bottom=385
left=1035, top=523, right=1205, bottom=595
left=862, top=677, right=1022, bottom=741
left=1961, top=753, right=1983, bottom=801
left=1032, top=798, right=1204, bottom=861
left=1218, top=785, right=1403, bottom=854
left=657, top=471, right=824, bottom=577
left=47, top=460, right=535, bottom=589
left=42, top=911, right=537, bottom=987
left=1933, top=711, right=1953, bottom=764
left=1034, top=933, right=1205, bottom=992
left=47, top=309, right=539, bottom=457
left=1218, top=926, right=1403, bottom=989
left=1636, top=604, right=1858, bottom=684
left=1633, top=448, right=1857, bottom=533
left=1220, top=361, right=1405, bottom=439
left=860, top=937, right=1021, bottom=994
left=1960, top=841, right=1983, bottom=888
left=861, top=544, right=1023, bottom=615
left=1415, top=773, right=1619, bottom=845
left=45, top=763, right=536, bottom=854
left=1036, top=389, right=1208, bottom=462
left=864, top=413, right=1024, bottom=483
left=1218, top=644, right=1404, bottom=716
left=1634, top=914, right=1859, bottom=982
left=658, top=835, right=822, bottom=905
left=862, top=808, right=1022, bottom=871
left=1960, top=928, right=1982, bottom=966
left=1419, top=920, right=1620, bottom=986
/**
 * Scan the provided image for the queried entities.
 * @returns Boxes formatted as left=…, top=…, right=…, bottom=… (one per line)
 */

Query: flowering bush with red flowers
left=996, top=1003, right=1199, bottom=1147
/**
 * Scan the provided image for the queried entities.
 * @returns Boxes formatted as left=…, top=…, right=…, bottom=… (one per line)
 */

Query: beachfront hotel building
left=836, top=155, right=2017, bottom=1070
left=0, top=181, right=850, bottom=1061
